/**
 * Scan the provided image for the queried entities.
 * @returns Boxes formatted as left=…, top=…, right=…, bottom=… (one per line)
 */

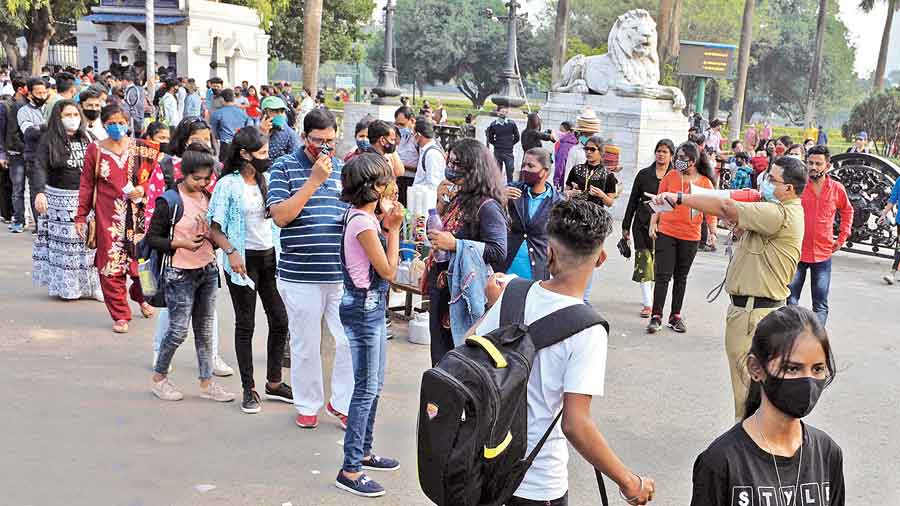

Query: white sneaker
left=152, top=377, right=184, bottom=401
left=884, top=271, right=896, bottom=285
left=152, top=352, right=173, bottom=373
left=200, top=381, right=235, bottom=402
left=213, top=355, right=234, bottom=377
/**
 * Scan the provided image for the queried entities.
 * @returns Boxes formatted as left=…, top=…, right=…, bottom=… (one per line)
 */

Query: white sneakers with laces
left=213, top=355, right=234, bottom=377
left=152, top=377, right=184, bottom=401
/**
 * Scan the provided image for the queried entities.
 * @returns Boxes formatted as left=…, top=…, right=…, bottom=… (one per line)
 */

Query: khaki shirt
left=725, top=198, right=804, bottom=300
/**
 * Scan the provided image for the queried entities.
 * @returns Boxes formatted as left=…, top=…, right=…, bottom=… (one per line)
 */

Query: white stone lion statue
left=553, top=9, right=686, bottom=111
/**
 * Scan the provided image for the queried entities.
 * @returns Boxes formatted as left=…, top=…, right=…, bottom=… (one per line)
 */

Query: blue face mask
left=399, top=127, right=411, bottom=136
left=271, top=114, right=287, bottom=128
left=357, top=139, right=371, bottom=151
left=105, top=123, right=128, bottom=140
left=445, top=168, right=464, bottom=183
left=759, top=178, right=779, bottom=203
left=578, top=135, right=590, bottom=146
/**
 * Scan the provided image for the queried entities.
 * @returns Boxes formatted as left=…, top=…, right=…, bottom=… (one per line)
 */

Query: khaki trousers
left=725, top=298, right=782, bottom=421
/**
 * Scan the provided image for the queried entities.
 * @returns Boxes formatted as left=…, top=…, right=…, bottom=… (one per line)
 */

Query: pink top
left=172, top=188, right=216, bottom=269
left=343, top=209, right=381, bottom=289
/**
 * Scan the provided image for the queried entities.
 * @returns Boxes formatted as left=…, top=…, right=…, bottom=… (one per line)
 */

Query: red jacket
left=799, top=177, right=853, bottom=263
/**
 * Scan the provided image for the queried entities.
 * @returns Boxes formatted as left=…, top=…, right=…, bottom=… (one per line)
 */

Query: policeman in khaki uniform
left=653, top=156, right=807, bottom=421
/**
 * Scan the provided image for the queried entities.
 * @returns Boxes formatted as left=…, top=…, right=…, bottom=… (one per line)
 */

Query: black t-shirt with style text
left=691, top=423, right=844, bottom=506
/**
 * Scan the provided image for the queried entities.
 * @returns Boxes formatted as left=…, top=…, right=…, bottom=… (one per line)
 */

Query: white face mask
left=61, top=116, right=81, bottom=132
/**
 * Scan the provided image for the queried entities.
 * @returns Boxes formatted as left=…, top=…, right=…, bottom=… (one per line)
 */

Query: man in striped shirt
left=268, top=108, right=353, bottom=430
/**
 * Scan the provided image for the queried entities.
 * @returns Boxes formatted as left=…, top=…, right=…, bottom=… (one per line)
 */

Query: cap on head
left=261, top=96, right=287, bottom=111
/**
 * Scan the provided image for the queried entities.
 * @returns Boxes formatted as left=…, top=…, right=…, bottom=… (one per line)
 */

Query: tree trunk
left=657, top=0, right=681, bottom=72
left=551, top=0, right=570, bottom=85
left=302, top=0, right=324, bottom=95
left=873, top=0, right=896, bottom=91
left=709, top=79, right=721, bottom=121
left=728, top=0, right=755, bottom=141
left=25, top=5, right=54, bottom=76
left=805, top=0, right=827, bottom=126
left=1, top=38, right=20, bottom=71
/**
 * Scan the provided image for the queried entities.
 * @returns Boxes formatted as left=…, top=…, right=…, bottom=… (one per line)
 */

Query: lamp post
left=371, top=0, right=402, bottom=105
left=486, top=1, right=527, bottom=110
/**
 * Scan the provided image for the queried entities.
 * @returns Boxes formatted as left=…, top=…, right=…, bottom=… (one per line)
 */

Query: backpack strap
left=528, top=303, right=609, bottom=351
left=160, top=189, right=184, bottom=226
left=498, top=277, right=535, bottom=327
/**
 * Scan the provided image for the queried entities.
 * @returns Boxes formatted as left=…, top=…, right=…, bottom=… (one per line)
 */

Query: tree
left=267, top=0, right=374, bottom=65
left=3, top=0, right=96, bottom=74
left=302, top=0, right=323, bottom=94
left=657, top=0, right=681, bottom=72
left=550, top=0, right=569, bottom=85
left=728, top=0, right=756, bottom=140
left=842, top=88, right=900, bottom=155
left=805, top=0, right=828, bottom=127
left=861, top=0, right=899, bottom=91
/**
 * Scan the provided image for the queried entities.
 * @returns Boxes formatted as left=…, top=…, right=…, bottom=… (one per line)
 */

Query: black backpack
left=417, top=278, right=610, bottom=506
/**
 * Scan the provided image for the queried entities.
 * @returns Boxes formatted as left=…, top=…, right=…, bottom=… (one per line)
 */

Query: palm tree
left=862, top=0, right=899, bottom=91
left=302, top=0, right=324, bottom=95
left=728, top=0, right=756, bottom=140
left=551, top=0, right=570, bottom=85
left=657, top=0, right=682, bottom=73
left=805, top=0, right=828, bottom=127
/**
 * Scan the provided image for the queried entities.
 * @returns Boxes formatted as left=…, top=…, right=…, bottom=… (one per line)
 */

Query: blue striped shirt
left=267, top=148, right=348, bottom=284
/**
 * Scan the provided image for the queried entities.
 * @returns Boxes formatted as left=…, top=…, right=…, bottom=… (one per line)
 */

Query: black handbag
left=617, top=237, right=632, bottom=259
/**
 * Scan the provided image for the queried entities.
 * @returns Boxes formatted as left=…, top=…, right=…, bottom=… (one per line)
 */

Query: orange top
left=657, top=170, right=717, bottom=241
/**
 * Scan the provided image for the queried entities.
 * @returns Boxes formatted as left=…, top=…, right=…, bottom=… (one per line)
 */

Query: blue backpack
left=137, top=189, right=184, bottom=308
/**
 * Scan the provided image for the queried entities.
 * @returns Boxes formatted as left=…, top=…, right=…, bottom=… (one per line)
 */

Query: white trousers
left=277, top=280, right=353, bottom=416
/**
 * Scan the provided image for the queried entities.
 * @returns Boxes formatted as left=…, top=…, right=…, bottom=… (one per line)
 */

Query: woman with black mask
left=691, top=306, right=844, bottom=506
left=622, top=139, right=674, bottom=318
left=208, top=126, right=292, bottom=414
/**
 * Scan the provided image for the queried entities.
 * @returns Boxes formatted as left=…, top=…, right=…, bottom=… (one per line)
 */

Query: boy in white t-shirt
left=475, top=199, right=656, bottom=506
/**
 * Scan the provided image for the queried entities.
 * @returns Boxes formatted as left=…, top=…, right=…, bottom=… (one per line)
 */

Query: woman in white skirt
left=32, top=99, right=101, bottom=300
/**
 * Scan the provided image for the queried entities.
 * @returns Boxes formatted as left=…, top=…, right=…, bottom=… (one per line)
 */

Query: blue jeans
left=9, top=155, right=26, bottom=225
left=340, top=280, right=389, bottom=473
left=153, top=308, right=220, bottom=357
left=154, top=262, right=218, bottom=378
left=787, top=258, right=831, bottom=325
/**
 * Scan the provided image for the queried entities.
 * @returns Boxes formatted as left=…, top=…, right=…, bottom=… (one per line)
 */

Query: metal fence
left=0, top=44, right=78, bottom=69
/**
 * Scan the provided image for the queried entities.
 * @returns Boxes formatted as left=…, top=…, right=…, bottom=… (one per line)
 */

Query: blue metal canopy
left=85, top=13, right=187, bottom=25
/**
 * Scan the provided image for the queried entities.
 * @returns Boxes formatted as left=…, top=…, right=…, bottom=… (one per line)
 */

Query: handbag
left=84, top=143, right=101, bottom=249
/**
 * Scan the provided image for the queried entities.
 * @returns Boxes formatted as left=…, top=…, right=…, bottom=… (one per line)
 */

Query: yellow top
left=725, top=199, right=804, bottom=300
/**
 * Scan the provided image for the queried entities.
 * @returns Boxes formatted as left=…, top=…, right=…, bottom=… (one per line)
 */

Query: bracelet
left=618, top=474, right=644, bottom=504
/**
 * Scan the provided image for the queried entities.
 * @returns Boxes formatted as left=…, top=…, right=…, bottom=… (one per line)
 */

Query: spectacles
left=584, top=146, right=600, bottom=153
left=765, top=173, right=787, bottom=185
left=307, top=135, right=336, bottom=147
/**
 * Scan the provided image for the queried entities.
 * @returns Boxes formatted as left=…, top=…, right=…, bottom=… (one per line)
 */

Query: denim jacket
left=207, top=172, right=281, bottom=286
left=448, top=239, right=489, bottom=346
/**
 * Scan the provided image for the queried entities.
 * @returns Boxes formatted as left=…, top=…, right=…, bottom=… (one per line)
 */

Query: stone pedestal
left=339, top=102, right=399, bottom=159
left=539, top=92, right=688, bottom=218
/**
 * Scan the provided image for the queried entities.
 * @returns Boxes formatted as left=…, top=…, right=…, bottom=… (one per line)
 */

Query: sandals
left=140, top=302, right=155, bottom=319
left=112, top=320, right=129, bottom=334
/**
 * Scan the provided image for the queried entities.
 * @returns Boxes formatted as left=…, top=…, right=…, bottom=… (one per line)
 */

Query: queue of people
left=1, top=65, right=856, bottom=505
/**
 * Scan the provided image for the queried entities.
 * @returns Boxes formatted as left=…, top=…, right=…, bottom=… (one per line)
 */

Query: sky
left=374, top=0, right=885, bottom=77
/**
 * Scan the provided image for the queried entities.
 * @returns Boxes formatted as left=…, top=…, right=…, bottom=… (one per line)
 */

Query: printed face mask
left=674, top=159, right=690, bottom=172
left=762, top=375, right=827, bottom=419
left=357, top=139, right=371, bottom=151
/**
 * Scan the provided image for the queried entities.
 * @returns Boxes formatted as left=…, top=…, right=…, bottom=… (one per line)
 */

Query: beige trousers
left=725, top=299, right=782, bottom=421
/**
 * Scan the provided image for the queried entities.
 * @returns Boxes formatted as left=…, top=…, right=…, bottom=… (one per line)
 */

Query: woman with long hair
left=520, top=112, right=556, bottom=153
left=553, top=121, right=577, bottom=189
left=691, top=306, right=843, bottom=505
left=426, top=138, right=508, bottom=365
left=565, top=134, right=619, bottom=208
left=622, top=139, right=674, bottom=318
left=647, top=142, right=717, bottom=334
left=32, top=99, right=101, bottom=300
left=74, top=104, right=152, bottom=333
left=145, top=115, right=232, bottom=377
left=246, top=85, right=261, bottom=124
left=208, top=126, right=291, bottom=413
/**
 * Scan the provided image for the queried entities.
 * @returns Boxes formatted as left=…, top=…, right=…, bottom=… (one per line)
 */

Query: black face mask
left=250, top=157, right=272, bottom=173
left=31, top=96, right=46, bottom=107
left=762, top=375, right=827, bottom=419
left=158, top=142, right=171, bottom=155
left=382, top=141, right=396, bottom=154
left=83, top=109, right=101, bottom=121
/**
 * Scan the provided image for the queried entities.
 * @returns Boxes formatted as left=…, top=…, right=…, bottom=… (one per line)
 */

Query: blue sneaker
left=9, top=223, right=24, bottom=233
left=362, top=454, right=400, bottom=471
left=335, top=471, right=385, bottom=498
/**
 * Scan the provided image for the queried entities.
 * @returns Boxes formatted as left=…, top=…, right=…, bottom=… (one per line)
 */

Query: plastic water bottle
left=427, top=209, right=450, bottom=262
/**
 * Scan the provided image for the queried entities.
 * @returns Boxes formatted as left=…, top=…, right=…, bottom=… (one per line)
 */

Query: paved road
left=1, top=230, right=896, bottom=506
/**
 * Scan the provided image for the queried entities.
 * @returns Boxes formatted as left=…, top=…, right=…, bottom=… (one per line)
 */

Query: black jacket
left=503, top=182, right=563, bottom=281
left=4, top=97, right=24, bottom=155
left=486, top=120, right=519, bottom=154
left=622, top=164, right=668, bottom=251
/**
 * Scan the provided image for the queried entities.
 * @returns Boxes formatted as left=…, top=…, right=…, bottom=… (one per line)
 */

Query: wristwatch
left=224, top=247, right=236, bottom=255
left=676, top=192, right=684, bottom=205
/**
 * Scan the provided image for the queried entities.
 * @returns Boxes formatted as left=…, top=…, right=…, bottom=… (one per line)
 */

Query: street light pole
left=371, top=0, right=402, bottom=105
left=145, top=0, right=155, bottom=88
left=488, top=1, right=526, bottom=109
